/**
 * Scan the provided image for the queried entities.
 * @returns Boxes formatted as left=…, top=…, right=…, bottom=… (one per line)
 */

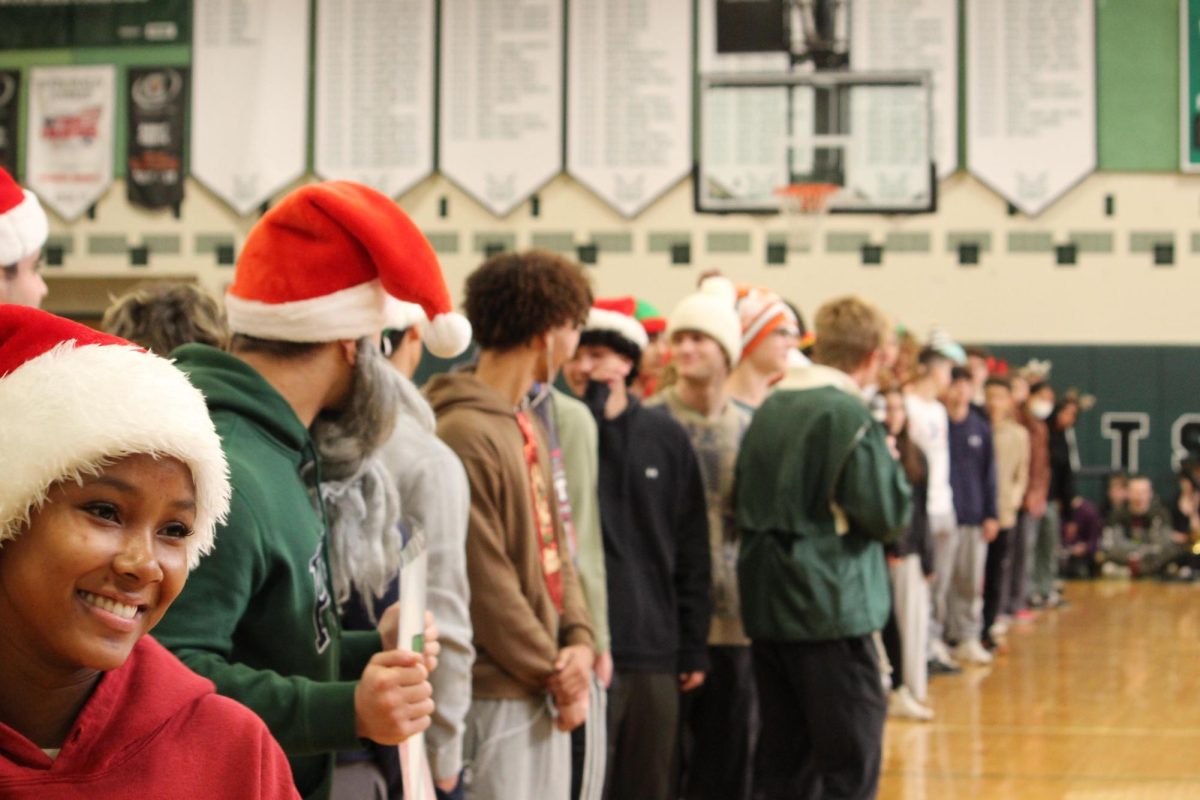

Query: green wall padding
left=989, top=344, right=1200, bottom=506
left=1096, top=0, right=1180, bottom=171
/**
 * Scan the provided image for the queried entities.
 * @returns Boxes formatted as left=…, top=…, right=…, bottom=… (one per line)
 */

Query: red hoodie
left=0, top=636, right=298, bottom=799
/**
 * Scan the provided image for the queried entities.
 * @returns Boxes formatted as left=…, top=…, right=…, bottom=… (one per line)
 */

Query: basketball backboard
left=696, top=70, right=936, bottom=214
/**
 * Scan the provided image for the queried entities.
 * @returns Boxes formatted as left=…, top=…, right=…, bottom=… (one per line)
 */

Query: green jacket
left=154, top=345, right=381, bottom=800
left=735, top=365, right=912, bottom=642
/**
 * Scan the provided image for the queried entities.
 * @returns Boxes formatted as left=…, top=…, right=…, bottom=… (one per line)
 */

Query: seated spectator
left=101, top=281, right=229, bottom=356
left=1062, top=499, right=1104, bottom=579
left=0, top=306, right=296, bottom=798
left=1100, top=473, right=1130, bottom=526
left=1170, top=468, right=1200, bottom=543
left=1101, top=476, right=1190, bottom=577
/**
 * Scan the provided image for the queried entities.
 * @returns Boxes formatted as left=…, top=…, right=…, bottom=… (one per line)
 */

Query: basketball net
left=775, top=183, right=838, bottom=254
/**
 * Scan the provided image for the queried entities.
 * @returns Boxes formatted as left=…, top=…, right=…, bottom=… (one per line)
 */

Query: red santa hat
left=224, top=181, right=471, bottom=358
left=583, top=296, right=650, bottom=354
left=0, top=167, right=49, bottom=266
left=0, top=306, right=230, bottom=571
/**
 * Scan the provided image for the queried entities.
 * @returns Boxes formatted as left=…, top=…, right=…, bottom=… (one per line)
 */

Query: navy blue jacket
left=948, top=409, right=998, bottom=525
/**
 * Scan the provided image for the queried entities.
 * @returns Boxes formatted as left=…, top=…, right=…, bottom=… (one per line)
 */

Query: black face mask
left=581, top=379, right=612, bottom=420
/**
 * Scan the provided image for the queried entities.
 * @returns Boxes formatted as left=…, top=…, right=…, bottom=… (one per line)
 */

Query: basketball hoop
left=775, top=183, right=838, bottom=253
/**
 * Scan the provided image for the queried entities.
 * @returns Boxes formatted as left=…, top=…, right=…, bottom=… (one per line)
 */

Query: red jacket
left=0, top=636, right=298, bottom=799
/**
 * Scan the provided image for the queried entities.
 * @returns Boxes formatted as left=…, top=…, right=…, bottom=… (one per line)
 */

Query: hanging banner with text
left=26, top=65, right=116, bottom=221
left=850, top=0, right=958, bottom=178
left=566, top=0, right=692, bottom=218
left=191, top=0, right=310, bottom=216
left=314, top=0, right=435, bottom=196
left=127, top=67, right=188, bottom=210
left=0, top=70, right=20, bottom=176
left=966, top=0, right=1096, bottom=216
left=438, top=0, right=563, bottom=217
left=1181, top=0, right=1200, bottom=172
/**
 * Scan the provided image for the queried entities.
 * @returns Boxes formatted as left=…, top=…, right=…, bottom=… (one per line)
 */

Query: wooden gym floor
left=879, top=580, right=1200, bottom=799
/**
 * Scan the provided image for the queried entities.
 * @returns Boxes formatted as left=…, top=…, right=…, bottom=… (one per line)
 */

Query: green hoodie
left=153, top=345, right=381, bottom=800
left=735, top=365, right=912, bottom=642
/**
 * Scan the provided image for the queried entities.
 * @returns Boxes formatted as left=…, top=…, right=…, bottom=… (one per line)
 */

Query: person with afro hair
left=426, top=250, right=597, bottom=800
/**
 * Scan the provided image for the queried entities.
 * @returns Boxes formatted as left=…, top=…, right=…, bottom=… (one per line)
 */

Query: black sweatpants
left=880, top=606, right=903, bottom=690
left=680, top=645, right=758, bottom=800
left=604, top=671, right=678, bottom=800
left=751, top=636, right=886, bottom=800
left=982, top=527, right=1014, bottom=638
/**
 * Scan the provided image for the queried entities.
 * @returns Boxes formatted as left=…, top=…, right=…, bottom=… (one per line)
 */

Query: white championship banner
left=967, top=0, right=1096, bottom=216
left=192, top=0, right=310, bottom=216
left=566, top=0, right=692, bottom=218
left=438, top=0, right=563, bottom=217
left=26, top=65, right=115, bottom=221
left=314, top=0, right=435, bottom=197
left=850, top=0, right=959, bottom=179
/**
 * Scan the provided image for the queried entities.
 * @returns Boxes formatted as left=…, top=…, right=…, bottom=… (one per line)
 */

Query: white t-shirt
left=905, top=392, right=955, bottom=517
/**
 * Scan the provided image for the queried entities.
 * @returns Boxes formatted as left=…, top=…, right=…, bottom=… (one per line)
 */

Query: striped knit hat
left=736, top=285, right=799, bottom=358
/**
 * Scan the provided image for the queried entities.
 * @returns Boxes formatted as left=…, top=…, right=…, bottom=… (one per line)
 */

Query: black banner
left=716, top=0, right=786, bottom=54
left=0, top=0, right=189, bottom=49
left=0, top=70, right=19, bottom=177
left=127, top=67, right=187, bottom=210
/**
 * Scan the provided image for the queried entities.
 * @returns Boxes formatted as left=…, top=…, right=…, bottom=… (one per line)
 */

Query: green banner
left=1183, top=0, right=1200, bottom=170
left=0, top=1, right=190, bottom=49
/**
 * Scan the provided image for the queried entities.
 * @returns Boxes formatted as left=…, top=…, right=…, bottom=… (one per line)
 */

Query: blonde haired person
left=736, top=296, right=911, bottom=800
left=101, top=281, right=229, bottom=356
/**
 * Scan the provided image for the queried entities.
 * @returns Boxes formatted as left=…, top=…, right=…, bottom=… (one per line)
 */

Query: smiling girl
left=0, top=306, right=298, bottom=798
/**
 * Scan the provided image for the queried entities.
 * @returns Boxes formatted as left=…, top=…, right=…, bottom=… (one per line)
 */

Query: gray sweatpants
left=464, top=695, right=571, bottom=800
left=1031, top=504, right=1061, bottom=600
left=1007, top=510, right=1041, bottom=614
left=947, top=525, right=987, bottom=643
left=928, top=511, right=959, bottom=650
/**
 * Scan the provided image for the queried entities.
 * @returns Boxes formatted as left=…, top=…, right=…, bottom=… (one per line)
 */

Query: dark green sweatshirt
left=735, top=365, right=912, bottom=642
left=154, top=345, right=381, bottom=800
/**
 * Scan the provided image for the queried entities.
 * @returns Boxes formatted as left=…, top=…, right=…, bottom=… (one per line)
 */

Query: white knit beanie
left=666, top=276, right=743, bottom=367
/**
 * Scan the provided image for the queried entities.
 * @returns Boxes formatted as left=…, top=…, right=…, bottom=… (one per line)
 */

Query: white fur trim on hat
left=226, top=279, right=386, bottom=343
left=0, top=343, right=230, bottom=571
left=586, top=307, right=649, bottom=351
left=668, top=292, right=743, bottom=367
left=0, top=189, right=49, bottom=266
left=383, top=297, right=426, bottom=332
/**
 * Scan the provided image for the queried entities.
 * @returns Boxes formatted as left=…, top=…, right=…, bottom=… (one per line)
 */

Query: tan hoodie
left=426, top=371, right=594, bottom=699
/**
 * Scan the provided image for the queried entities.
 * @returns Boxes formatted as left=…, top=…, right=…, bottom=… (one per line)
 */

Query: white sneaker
left=889, top=686, right=935, bottom=721
left=954, top=639, right=994, bottom=665
left=1101, top=561, right=1132, bottom=578
left=929, top=638, right=959, bottom=668
left=990, top=619, right=1009, bottom=638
